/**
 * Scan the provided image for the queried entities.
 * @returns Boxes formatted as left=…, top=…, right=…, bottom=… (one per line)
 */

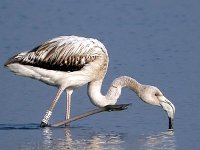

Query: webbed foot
left=104, top=103, right=132, bottom=111
left=40, top=121, right=50, bottom=127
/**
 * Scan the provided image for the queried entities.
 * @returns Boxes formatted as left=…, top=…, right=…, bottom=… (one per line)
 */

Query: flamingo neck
left=88, top=76, right=142, bottom=107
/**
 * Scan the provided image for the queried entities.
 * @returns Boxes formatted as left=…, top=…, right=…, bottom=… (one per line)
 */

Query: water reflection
left=139, top=131, right=176, bottom=150
left=86, top=133, right=124, bottom=150
left=42, top=127, right=125, bottom=150
left=42, top=127, right=53, bottom=149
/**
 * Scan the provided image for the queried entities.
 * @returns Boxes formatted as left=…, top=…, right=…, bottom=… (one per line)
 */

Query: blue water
left=1, top=0, right=200, bottom=149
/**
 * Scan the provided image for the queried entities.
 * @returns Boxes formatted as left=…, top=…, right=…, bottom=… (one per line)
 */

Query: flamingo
left=4, top=36, right=175, bottom=129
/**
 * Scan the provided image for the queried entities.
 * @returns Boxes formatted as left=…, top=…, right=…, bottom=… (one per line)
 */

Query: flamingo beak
left=159, top=96, right=175, bottom=130
left=169, top=117, right=173, bottom=130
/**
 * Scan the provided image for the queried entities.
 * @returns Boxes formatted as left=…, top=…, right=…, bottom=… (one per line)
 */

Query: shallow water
left=1, top=0, right=200, bottom=149
left=0, top=123, right=176, bottom=150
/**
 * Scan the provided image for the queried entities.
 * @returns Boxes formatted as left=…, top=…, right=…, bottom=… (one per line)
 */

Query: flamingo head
left=138, top=85, right=175, bottom=130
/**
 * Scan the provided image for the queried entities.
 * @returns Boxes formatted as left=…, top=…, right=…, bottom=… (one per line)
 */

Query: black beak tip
left=168, top=117, right=174, bottom=130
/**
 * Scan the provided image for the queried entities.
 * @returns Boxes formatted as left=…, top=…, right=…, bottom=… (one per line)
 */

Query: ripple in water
left=0, top=123, right=40, bottom=130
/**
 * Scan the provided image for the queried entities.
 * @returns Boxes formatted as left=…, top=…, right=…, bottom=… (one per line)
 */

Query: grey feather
left=5, top=36, right=107, bottom=72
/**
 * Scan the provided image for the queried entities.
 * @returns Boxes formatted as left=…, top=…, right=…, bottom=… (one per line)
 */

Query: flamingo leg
left=40, top=87, right=65, bottom=127
left=65, top=89, right=73, bottom=125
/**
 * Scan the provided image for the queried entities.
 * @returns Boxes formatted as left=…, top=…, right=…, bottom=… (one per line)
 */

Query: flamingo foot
left=104, top=103, right=132, bottom=111
left=40, top=121, right=50, bottom=127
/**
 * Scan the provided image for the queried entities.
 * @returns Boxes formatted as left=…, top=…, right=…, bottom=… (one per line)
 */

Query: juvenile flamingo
left=4, top=36, right=175, bottom=129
